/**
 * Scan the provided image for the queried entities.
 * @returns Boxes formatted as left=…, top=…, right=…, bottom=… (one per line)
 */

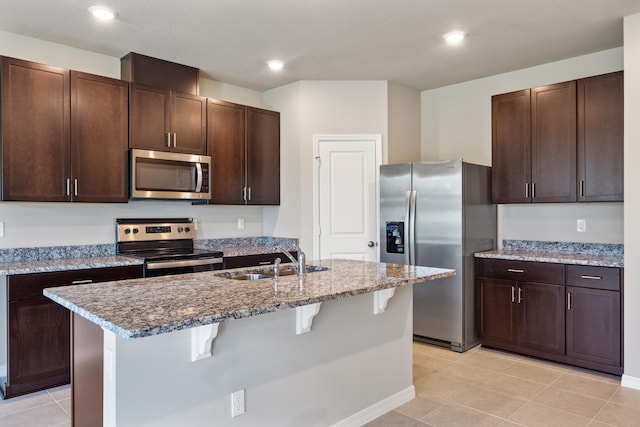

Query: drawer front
left=476, top=258, right=564, bottom=284
left=566, top=265, right=620, bottom=291
left=224, top=252, right=298, bottom=269
left=8, top=265, right=142, bottom=301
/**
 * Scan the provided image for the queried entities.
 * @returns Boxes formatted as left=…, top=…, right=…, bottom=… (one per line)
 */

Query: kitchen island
left=44, top=259, right=454, bottom=427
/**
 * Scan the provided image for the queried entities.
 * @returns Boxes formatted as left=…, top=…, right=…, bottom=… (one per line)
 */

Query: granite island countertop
left=475, top=240, right=624, bottom=268
left=44, top=259, right=454, bottom=339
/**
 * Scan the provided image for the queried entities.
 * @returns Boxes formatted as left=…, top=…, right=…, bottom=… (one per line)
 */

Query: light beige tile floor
left=1, top=343, right=639, bottom=426
left=0, top=384, right=70, bottom=426
left=367, top=342, right=640, bottom=427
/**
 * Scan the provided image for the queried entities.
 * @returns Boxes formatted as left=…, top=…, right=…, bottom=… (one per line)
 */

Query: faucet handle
left=297, top=251, right=306, bottom=275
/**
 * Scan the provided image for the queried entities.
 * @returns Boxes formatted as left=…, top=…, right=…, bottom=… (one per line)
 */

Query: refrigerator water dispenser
left=385, top=222, right=404, bottom=254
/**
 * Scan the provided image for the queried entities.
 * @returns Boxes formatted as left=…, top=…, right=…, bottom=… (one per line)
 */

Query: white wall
left=387, top=82, right=421, bottom=164
left=0, top=31, right=268, bottom=248
left=264, top=81, right=389, bottom=259
left=421, top=48, right=624, bottom=245
left=623, top=13, right=640, bottom=385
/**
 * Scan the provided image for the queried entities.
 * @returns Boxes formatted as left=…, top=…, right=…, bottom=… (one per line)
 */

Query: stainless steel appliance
left=130, top=149, right=211, bottom=200
left=379, top=159, right=496, bottom=352
left=116, top=218, right=223, bottom=277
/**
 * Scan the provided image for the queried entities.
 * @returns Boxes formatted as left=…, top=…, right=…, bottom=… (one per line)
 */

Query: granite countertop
left=0, top=237, right=299, bottom=275
left=0, top=256, right=144, bottom=275
left=474, top=240, right=624, bottom=268
left=44, top=259, right=455, bottom=339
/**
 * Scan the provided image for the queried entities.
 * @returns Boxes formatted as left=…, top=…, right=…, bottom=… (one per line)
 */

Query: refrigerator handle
left=409, top=190, right=417, bottom=265
left=405, top=191, right=411, bottom=265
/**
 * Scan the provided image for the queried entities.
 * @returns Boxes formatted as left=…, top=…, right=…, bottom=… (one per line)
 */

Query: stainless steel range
left=116, top=218, right=223, bottom=277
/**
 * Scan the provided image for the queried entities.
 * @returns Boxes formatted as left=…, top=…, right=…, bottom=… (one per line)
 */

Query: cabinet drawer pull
left=567, top=292, right=572, bottom=310
left=511, top=286, right=515, bottom=303
left=71, top=279, right=93, bottom=285
left=581, top=275, right=602, bottom=280
left=258, top=261, right=272, bottom=265
left=507, top=268, right=525, bottom=273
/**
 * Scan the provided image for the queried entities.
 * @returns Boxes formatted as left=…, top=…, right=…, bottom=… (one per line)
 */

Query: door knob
left=368, top=241, right=375, bottom=247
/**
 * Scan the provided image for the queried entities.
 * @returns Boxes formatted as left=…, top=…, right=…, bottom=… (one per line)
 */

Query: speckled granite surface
left=196, top=237, right=298, bottom=257
left=0, top=237, right=298, bottom=275
left=44, top=259, right=455, bottom=339
left=475, top=240, right=624, bottom=268
left=0, top=256, right=144, bottom=275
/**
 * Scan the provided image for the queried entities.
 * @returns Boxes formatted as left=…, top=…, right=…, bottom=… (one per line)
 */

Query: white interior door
left=314, top=135, right=381, bottom=261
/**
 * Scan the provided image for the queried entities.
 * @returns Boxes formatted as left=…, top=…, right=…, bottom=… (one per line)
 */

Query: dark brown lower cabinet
left=2, top=265, right=142, bottom=399
left=477, top=260, right=565, bottom=358
left=477, top=259, right=623, bottom=375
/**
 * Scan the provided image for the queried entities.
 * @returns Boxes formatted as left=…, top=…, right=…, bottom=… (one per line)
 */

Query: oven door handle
left=146, top=257, right=223, bottom=270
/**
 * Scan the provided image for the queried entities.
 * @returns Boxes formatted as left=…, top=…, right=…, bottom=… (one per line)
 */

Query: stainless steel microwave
left=130, top=149, right=211, bottom=200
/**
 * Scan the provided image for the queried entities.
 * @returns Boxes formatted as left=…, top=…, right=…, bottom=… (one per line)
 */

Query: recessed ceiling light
left=89, top=5, right=116, bottom=20
left=267, top=60, right=284, bottom=71
left=443, top=31, right=465, bottom=45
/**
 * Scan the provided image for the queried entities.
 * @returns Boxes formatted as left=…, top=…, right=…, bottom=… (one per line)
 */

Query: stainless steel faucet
left=273, top=246, right=306, bottom=276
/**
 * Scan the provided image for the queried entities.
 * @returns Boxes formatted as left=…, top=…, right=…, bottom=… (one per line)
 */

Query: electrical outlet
left=237, top=218, right=245, bottom=230
left=231, top=389, right=245, bottom=417
left=577, top=219, right=586, bottom=233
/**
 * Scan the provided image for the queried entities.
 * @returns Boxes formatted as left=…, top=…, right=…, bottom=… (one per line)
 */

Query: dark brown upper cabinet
left=129, top=83, right=206, bottom=155
left=71, top=71, right=129, bottom=202
left=1, top=57, right=128, bottom=202
left=121, top=52, right=199, bottom=96
left=577, top=71, right=624, bottom=202
left=207, top=100, right=280, bottom=205
left=531, top=81, right=577, bottom=203
left=491, top=72, right=623, bottom=204
left=491, top=89, right=531, bottom=204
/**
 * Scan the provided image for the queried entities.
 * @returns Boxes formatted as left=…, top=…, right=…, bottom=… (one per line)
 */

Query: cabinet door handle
left=525, top=183, right=529, bottom=198
left=248, top=187, right=252, bottom=201
left=518, top=287, right=523, bottom=303
left=507, top=268, right=525, bottom=273
left=242, top=187, right=247, bottom=201
left=511, top=286, right=515, bottom=303
left=166, top=133, right=171, bottom=148
left=581, top=275, right=602, bottom=280
left=580, top=180, right=585, bottom=197
left=74, top=179, right=78, bottom=197
left=567, top=292, right=572, bottom=310
left=532, top=182, right=536, bottom=198
left=65, top=178, right=71, bottom=196
left=71, top=279, right=93, bottom=285
left=173, top=132, right=177, bottom=148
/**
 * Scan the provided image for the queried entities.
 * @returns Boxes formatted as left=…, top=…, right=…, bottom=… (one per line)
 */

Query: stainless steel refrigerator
left=379, top=159, right=496, bottom=352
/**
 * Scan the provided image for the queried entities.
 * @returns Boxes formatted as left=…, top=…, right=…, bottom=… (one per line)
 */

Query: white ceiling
left=2, top=0, right=640, bottom=92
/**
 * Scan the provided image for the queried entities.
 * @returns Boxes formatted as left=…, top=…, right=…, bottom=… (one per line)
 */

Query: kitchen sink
left=218, top=265, right=328, bottom=281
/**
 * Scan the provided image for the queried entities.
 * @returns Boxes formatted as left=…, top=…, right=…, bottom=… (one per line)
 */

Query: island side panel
left=71, top=313, right=103, bottom=426
left=104, top=286, right=413, bottom=426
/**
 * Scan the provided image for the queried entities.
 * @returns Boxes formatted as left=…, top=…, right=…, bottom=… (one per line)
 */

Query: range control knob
left=185, top=227, right=191, bottom=233
left=132, top=228, right=139, bottom=234
left=124, top=228, right=131, bottom=234
left=177, top=227, right=184, bottom=233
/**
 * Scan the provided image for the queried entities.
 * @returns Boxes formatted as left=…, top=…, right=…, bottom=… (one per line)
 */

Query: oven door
left=144, top=257, right=223, bottom=277
left=131, top=149, right=211, bottom=200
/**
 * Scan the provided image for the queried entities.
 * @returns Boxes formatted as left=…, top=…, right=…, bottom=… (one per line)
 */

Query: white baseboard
left=621, top=374, right=640, bottom=390
left=330, top=385, right=416, bottom=427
